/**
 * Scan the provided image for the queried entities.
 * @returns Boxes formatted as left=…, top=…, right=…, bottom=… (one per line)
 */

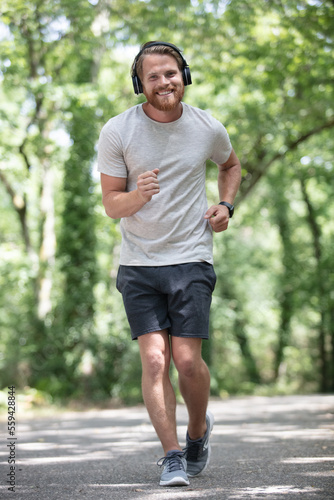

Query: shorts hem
left=170, top=332, right=209, bottom=340
left=131, top=322, right=171, bottom=340
left=132, top=329, right=209, bottom=341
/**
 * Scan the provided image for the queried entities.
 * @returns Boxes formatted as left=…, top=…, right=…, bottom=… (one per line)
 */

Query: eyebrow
left=146, top=69, right=177, bottom=77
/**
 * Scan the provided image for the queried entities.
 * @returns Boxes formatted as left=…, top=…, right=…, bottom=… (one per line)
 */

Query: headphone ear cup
left=182, top=66, right=192, bottom=86
left=132, top=75, right=143, bottom=95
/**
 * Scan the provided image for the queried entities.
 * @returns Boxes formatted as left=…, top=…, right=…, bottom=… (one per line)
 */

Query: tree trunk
left=272, top=187, right=294, bottom=381
left=300, top=177, right=328, bottom=392
left=234, top=313, right=262, bottom=384
left=37, top=161, right=56, bottom=319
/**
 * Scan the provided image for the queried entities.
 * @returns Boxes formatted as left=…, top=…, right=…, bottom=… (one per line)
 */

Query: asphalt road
left=1, top=394, right=333, bottom=499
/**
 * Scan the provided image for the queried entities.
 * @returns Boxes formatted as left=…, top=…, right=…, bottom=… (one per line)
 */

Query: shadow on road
left=0, top=395, right=333, bottom=499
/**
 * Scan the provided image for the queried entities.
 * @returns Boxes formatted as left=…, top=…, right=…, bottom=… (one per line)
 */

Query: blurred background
left=0, top=0, right=333, bottom=409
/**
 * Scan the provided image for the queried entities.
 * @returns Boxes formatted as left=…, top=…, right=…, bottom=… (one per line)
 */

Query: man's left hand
left=204, top=205, right=230, bottom=233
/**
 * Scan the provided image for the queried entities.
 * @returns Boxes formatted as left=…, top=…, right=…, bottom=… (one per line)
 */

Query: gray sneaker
left=184, top=410, right=214, bottom=477
left=157, top=449, right=190, bottom=486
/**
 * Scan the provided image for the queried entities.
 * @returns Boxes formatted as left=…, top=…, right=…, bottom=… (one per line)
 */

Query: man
left=97, top=41, right=241, bottom=487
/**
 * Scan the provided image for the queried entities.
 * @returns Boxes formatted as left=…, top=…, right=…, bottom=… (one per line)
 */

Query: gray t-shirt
left=97, top=102, right=232, bottom=266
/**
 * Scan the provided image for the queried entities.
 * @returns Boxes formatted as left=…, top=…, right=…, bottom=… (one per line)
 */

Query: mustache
left=155, top=86, right=184, bottom=96
left=155, top=86, right=175, bottom=92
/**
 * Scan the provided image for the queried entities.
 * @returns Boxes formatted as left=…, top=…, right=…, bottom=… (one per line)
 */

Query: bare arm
left=204, top=149, right=241, bottom=232
left=101, top=168, right=160, bottom=219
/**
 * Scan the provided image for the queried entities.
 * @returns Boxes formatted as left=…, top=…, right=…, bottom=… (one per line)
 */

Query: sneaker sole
left=187, top=410, right=214, bottom=477
left=160, top=476, right=190, bottom=487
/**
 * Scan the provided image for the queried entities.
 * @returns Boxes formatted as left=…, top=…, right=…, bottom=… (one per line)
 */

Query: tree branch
left=237, top=118, right=334, bottom=204
left=0, top=170, right=33, bottom=255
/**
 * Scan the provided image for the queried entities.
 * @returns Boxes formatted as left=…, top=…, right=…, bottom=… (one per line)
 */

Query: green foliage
left=0, top=0, right=333, bottom=403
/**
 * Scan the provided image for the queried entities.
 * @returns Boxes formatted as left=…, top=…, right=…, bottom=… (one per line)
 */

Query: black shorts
left=116, top=262, right=216, bottom=340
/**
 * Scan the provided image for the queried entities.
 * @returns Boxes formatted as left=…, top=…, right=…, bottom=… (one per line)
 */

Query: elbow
left=103, top=201, right=119, bottom=220
left=102, top=193, right=119, bottom=219
left=105, top=208, right=119, bottom=220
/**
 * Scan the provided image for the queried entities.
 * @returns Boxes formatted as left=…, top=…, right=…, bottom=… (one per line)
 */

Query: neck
left=142, top=102, right=183, bottom=123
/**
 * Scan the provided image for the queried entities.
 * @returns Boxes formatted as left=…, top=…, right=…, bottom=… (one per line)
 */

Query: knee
left=142, top=349, right=170, bottom=380
left=174, top=355, right=198, bottom=379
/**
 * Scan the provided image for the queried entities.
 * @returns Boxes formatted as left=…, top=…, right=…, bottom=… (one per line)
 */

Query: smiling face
left=141, top=54, right=185, bottom=118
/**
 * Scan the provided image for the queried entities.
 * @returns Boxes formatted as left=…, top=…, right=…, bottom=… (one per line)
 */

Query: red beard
left=144, top=82, right=185, bottom=112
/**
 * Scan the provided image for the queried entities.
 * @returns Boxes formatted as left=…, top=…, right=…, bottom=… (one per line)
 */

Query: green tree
left=0, top=0, right=333, bottom=401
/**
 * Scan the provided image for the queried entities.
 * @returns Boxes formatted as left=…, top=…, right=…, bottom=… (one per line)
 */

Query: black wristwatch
left=219, top=201, right=234, bottom=218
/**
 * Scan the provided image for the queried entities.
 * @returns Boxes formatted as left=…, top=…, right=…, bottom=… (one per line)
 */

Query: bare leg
left=138, top=330, right=182, bottom=454
left=171, top=337, right=210, bottom=440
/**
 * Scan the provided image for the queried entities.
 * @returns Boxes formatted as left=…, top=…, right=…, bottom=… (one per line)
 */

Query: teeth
left=158, top=90, right=172, bottom=96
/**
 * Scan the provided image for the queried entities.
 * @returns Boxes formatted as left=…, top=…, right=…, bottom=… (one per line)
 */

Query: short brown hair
left=132, top=41, right=184, bottom=81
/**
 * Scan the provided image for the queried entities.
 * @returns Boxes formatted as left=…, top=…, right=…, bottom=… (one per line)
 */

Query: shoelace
left=157, top=451, right=185, bottom=472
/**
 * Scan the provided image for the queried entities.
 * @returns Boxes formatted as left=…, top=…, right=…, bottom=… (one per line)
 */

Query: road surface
left=1, top=394, right=333, bottom=499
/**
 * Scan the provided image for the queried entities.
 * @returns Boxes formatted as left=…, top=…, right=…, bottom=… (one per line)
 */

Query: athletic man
left=97, top=41, right=241, bottom=486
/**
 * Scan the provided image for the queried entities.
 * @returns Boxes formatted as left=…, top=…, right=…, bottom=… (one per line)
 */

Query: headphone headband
left=132, top=41, right=192, bottom=95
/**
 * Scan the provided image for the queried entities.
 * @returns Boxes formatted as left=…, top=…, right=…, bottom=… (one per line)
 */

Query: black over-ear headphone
left=131, top=42, right=192, bottom=95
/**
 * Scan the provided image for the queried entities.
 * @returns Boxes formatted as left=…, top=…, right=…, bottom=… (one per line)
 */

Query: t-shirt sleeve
left=97, top=124, right=128, bottom=178
left=210, top=119, right=233, bottom=166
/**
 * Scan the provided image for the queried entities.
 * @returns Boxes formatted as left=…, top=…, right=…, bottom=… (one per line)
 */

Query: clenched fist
left=204, top=204, right=230, bottom=233
left=137, top=168, right=160, bottom=203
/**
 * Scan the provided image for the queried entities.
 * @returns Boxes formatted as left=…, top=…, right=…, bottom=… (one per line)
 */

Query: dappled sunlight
left=1, top=395, right=332, bottom=498
left=131, top=488, right=227, bottom=499
left=228, top=485, right=322, bottom=498
left=11, top=408, right=160, bottom=465
left=88, top=484, right=228, bottom=499
left=282, top=457, right=334, bottom=464
left=84, top=483, right=324, bottom=499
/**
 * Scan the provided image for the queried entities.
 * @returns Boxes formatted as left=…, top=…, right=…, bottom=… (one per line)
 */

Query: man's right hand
left=136, top=168, right=160, bottom=202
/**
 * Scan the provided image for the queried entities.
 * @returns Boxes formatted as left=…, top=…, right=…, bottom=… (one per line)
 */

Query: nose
left=160, top=75, right=169, bottom=86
